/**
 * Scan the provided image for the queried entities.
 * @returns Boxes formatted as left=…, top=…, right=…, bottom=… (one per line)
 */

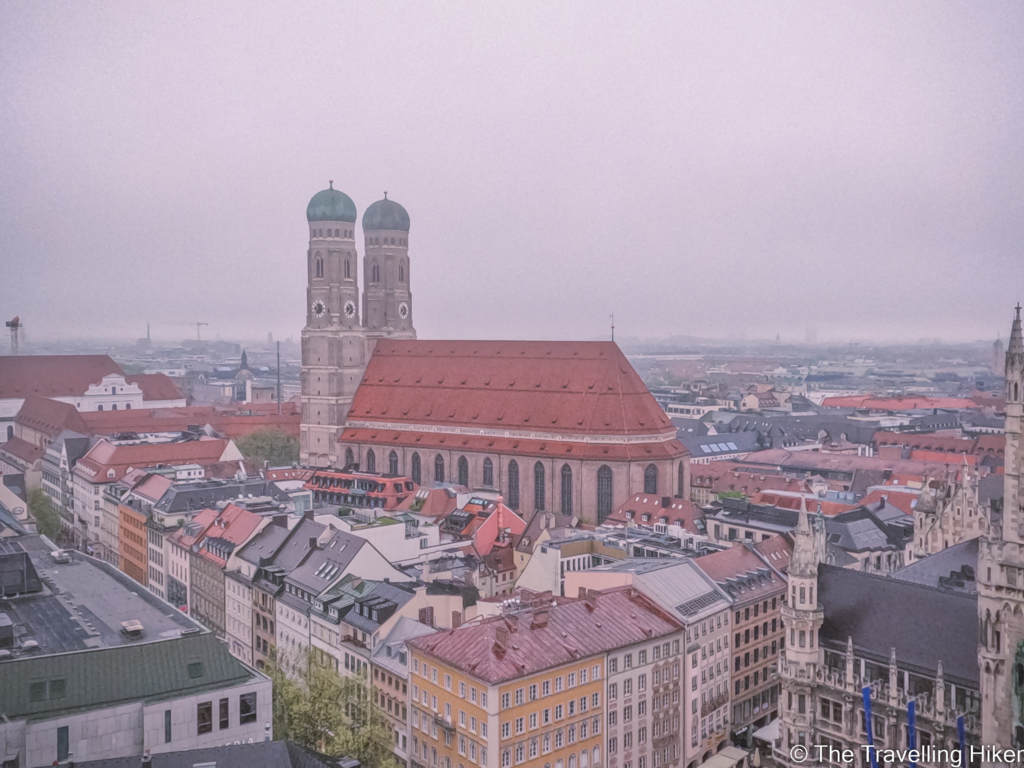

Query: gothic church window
left=316, top=257, right=323, bottom=278
left=372, top=262, right=381, bottom=283
left=534, top=462, right=546, bottom=511
left=345, top=259, right=351, bottom=279
left=389, top=450, right=399, bottom=476
left=345, top=447, right=355, bottom=468
left=435, top=455, right=445, bottom=483
left=366, top=449, right=376, bottom=473
left=561, top=464, right=573, bottom=514
left=597, top=465, right=613, bottom=523
left=412, top=453, right=422, bottom=485
left=458, top=456, right=469, bottom=486
left=399, top=263, right=405, bottom=282
left=644, top=464, right=658, bottom=495
left=508, top=461, right=520, bottom=509
left=335, top=229, right=340, bottom=237
left=483, top=458, right=494, bottom=487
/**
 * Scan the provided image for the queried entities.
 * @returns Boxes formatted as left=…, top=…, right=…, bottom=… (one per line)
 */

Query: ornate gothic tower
left=778, top=498, right=825, bottom=760
left=361, top=194, right=415, bottom=339
left=979, top=304, right=1024, bottom=747
left=300, top=183, right=368, bottom=466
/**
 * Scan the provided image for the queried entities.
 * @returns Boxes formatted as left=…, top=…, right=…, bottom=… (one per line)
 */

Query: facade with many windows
left=408, top=589, right=682, bottom=768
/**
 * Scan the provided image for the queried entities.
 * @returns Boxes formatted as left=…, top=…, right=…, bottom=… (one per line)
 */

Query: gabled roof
left=125, top=373, right=184, bottom=401
left=408, top=587, right=681, bottom=684
left=347, top=340, right=681, bottom=441
left=0, top=354, right=122, bottom=399
left=15, top=396, right=89, bottom=437
left=695, top=544, right=785, bottom=602
left=818, top=564, right=978, bottom=686
left=0, top=436, right=45, bottom=465
left=74, top=438, right=236, bottom=483
left=169, top=504, right=264, bottom=566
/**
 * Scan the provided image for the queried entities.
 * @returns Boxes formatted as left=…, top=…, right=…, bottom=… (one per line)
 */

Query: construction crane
left=195, top=322, right=209, bottom=340
left=6, top=317, right=21, bottom=355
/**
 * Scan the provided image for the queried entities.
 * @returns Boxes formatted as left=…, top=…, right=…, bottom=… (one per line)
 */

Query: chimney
left=531, top=608, right=549, bottom=629
left=495, top=625, right=509, bottom=649
left=578, top=586, right=588, bottom=599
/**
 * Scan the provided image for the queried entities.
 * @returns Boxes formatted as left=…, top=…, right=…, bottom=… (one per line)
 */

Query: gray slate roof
left=74, top=740, right=359, bottom=768
left=889, top=538, right=978, bottom=594
left=818, top=564, right=978, bottom=687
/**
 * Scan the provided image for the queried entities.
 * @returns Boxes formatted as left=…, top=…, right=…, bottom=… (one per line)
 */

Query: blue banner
left=862, top=687, right=878, bottom=768
left=957, top=716, right=966, bottom=768
left=907, top=701, right=917, bottom=768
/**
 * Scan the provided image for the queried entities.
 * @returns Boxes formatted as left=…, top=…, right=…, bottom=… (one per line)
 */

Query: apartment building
left=695, top=543, right=787, bottom=741
left=565, top=559, right=733, bottom=766
left=406, top=588, right=682, bottom=768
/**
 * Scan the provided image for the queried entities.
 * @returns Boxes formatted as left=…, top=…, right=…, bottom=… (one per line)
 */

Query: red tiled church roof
left=0, top=355, right=122, bottom=399
left=15, top=396, right=89, bottom=438
left=347, top=341, right=678, bottom=440
left=125, top=373, right=184, bottom=401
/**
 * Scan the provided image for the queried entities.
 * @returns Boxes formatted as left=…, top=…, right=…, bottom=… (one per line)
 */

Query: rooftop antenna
left=6, top=316, right=21, bottom=355
left=195, top=321, right=208, bottom=340
left=329, top=179, right=333, bottom=188
left=277, top=341, right=282, bottom=416
left=610, top=314, right=615, bottom=342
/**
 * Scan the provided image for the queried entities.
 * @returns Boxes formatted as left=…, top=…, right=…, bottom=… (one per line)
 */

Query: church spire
left=1009, top=303, right=1023, bottom=356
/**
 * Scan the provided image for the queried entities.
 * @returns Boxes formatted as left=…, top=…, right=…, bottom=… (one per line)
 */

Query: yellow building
left=407, top=588, right=683, bottom=768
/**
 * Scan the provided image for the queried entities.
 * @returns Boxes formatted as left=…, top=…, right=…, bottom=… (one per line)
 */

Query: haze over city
left=2, top=2, right=1022, bottom=344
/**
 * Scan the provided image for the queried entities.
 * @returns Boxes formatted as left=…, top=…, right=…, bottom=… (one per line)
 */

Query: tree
left=28, top=488, right=61, bottom=539
left=236, top=428, right=300, bottom=467
left=269, top=649, right=399, bottom=768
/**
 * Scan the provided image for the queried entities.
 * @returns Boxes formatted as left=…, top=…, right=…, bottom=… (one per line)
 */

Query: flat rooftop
left=0, top=535, right=200, bottom=657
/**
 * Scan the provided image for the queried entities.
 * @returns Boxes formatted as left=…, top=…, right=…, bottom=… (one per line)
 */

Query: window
left=239, top=691, right=257, bottom=724
left=345, top=447, right=355, bottom=468
left=400, top=262, right=406, bottom=282
left=597, top=465, right=613, bottom=523
left=508, top=460, right=520, bottom=509
left=372, top=261, right=381, bottom=282
left=220, top=697, right=230, bottom=729
left=57, top=726, right=69, bottom=761
left=484, top=458, right=495, bottom=487
left=412, top=453, right=422, bottom=485
left=390, top=450, right=399, bottom=475
left=198, top=701, right=213, bottom=734
left=345, top=258, right=351, bottom=278
left=534, top=462, right=546, bottom=510
left=644, top=464, right=658, bottom=494
left=315, top=257, right=324, bottom=278
left=502, top=692, right=511, bottom=709
left=459, top=456, right=469, bottom=486
left=367, top=449, right=377, bottom=473
left=164, top=709, right=172, bottom=743
left=560, top=464, right=573, bottom=513
left=435, top=455, right=446, bottom=482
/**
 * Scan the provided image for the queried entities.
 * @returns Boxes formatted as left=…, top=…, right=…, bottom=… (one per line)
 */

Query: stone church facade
left=299, top=184, right=690, bottom=522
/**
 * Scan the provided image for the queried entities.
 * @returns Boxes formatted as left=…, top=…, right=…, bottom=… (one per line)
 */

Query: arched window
left=435, top=454, right=445, bottom=483
left=111, top=404, right=118, bottom=410
left=389, top=450, right=399, bottom=476
left=644, top=464, right=658, bottom=494
left=366, top=449, right=376, bottom=473
left=458, top=456, right=469, bottom=486
left=334, top=228, right=340, bottom=237
left=678, top=462, right=685, bottom=497
left=6, top=425, right=13, bottom=440
left=483, top=458, right=494, bottom=487
left=534, top=462, right=546, bottom=511
left=560, top=464, right=573, bottom=514
left=97, top=405, right=103, bottom=411
left=597, top=465, right=613, bottom=522
left=345, top=447, right=355, bottom=468
left=372, top=262, right=380, bottom=283
left=315, top=257, right=323, bottom=279
left=411, top=452, right=422, bottom=485
left=399, top=263, right=405, bottom=282
left=345, top=259, right=351, bottom=279
left=1016, top=382, right=1020, bottom=401
left=125, top=403, right=131, bottom=410
left=508, top=461, right=520, bottom=509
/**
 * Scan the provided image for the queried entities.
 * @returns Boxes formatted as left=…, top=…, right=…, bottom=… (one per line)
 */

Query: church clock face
left=398, top=301, right=409, bottom=320
left=311, top=299, right=326, bottom=318
left=344, top=300, right=357, bottom=318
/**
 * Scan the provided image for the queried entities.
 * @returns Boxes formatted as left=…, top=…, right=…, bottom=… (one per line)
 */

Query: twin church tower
left=300, top=183, right=416, bottom=466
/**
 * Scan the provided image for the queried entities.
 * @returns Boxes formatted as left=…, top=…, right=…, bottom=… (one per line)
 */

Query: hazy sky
left=2, top=2, right=1022, bottom=345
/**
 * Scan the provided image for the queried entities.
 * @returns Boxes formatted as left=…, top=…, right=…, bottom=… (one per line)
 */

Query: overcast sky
left=2, top=2, right=1022, bottom=346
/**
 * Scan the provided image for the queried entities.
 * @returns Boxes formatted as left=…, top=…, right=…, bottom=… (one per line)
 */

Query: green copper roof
left=362, top=194, right=410, bottom=232
left=307, top=184, right=357, bottom=223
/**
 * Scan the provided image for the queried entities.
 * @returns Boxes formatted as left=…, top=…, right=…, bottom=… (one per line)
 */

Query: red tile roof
left=0, top=354, right=122, bottom=399
left=125, top=373, right=184, bottom=401
left=79, top=403, right=300, bottom=439
left=859, top=489, right=917, bottom=515
left=264, top=467, right=315, bottom=482
left=1, top=436, right=45, bottom=464
left=15, top=396, right=89, bottom=437
left=872, top=431, right=1005, bottom=457
left=821, top=395, right=981, bottom=410
left=748, top=492, right=855, bottom=517
left=605, top=494, right=703, bottom=534
left=754, top=535, right=792, bottom=573
left=347, top=340, right=681, bottom=441
left=695, top=545, right=785, bottom=600
left=169, top=503, right=263, bottom=567
left=74, top=438, right=235, bottom=483
left=408, top=587, right=681, bottom=684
